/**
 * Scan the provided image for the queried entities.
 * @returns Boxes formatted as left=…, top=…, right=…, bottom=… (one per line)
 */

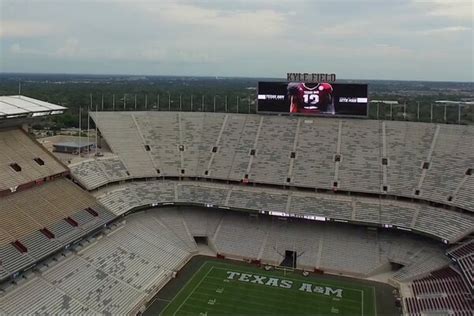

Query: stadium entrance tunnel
left=389, top=262, right=405, bottom=272
left=193, top=236, right=208, bottom=245
left=280, top=250, right=297, bottom=269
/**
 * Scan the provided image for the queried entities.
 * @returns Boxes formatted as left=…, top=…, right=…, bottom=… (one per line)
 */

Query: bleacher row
left=213, top=210, right=450, bottom=281
left=0, top=207, right=449, bottom=315
left=0, top=211, right=193, bottom=315
left=69, top=156, right=130, bottom=189
left=0, top=206, right=452, bottom=314
left=0, top=128, right=66, bottom=192
left=95, top=180, right=474, bottom=243
left=86, top=112, right=474, bottom=211
left=405, top=267, right=473, bottom=316
left=447, top=238, right=474, bottom=290
left=0, top=178, right=116, bottom=282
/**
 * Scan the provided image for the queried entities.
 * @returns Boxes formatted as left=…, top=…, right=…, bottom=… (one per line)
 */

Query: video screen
left=257, top=82, right=368, bottom=117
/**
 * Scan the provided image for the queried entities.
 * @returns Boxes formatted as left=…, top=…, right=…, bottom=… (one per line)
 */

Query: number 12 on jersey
left=303, top=94, right=319, bottom=104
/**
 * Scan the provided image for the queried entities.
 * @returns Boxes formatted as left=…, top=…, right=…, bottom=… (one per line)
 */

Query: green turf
left=161, top=261, right=376, bottom=316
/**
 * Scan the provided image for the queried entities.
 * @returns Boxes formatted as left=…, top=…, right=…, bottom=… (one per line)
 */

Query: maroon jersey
left=288, top=82, right=333, bottom=113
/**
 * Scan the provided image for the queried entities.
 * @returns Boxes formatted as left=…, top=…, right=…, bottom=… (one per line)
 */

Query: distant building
left=53, top=141, right=94, bottom=154
left=371, top=100, right=399, bottom=104
left=435, top=100, right=474, bottom=105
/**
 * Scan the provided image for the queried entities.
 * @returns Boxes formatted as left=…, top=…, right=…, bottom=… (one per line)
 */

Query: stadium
left=0, top=94, right=473, bottom=315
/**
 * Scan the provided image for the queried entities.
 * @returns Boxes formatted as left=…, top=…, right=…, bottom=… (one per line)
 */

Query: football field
left=159, top=261, right=377, bottom=316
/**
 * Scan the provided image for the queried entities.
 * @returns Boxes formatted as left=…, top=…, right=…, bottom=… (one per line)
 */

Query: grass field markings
left=189, top=286, right=363, bottom=312
left=181, top=294, right=324, bottom=314
left=372, top=286, right=377, bottom=316
left=173, top=266, right=215, bottom=316
left=156, top=298, right=172, bottom=303
left=211, top=266, right=366, bottom=294
left=186, top=290, right=361, bottom=313
left=191, top=279, right=364, bottom=313
left=210, top=265, right=367, bottom=314
left=194, top=279, right=364, bottom=305
left=163, top=261, right=373, bottom=316
left=160, top=261, right=211, bottom=316
left=206, top=266, right=367, bottom=309
left=205, top=261, right=375, bottom=289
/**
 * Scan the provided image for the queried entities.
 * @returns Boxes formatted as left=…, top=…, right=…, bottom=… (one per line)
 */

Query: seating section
left=447, top=238, right=474, bottom=290
left=207, top=114, right=248, bottom=179
left=0, top=277, right=95, bottom=315
left=291, top=118, right=338, bottom=188
left=420, top=125, right=474, bottom=204
left=87, top=112, right=474, bottom=212
left=319, top=225, right=381, bottom=275
left=90, top=112, right=156, bottom=177
left=337, top=119, right=382, bottom=192
left=249, top=116, right=297, bottom=184
left=0, top=178, right=116, bottom=282
left=0, top=207, right=452, bottom=315
left=385, top=121, right=436, bottom=197
left=69, top=159, right=109, bottom=189
left=0, top=128, right=66, bottom=192
left=188, top=208, right=448, bottom=279
left=134, top=112, right=181, bottom=176
left=455, top=176, right=474, bottom=211
left=95, top=180, right=474, bottom=243
left=405, top=267, right=473, bottom=316
left=214, top=212, right=270, bottom=259
left=70, top=156, right=130, bottom=190
left=177, top=183, right=228, bottom=206
left=0, top=210, right=193, bottom=315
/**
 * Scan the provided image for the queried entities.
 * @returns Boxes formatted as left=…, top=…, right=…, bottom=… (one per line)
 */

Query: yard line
left=161, top=261, right=210, bottom=316
left=192, top=280, right=364, bottom=306
left=373, top=286, right=377, bottom=315
left=173, top=266, right=215, bottom=316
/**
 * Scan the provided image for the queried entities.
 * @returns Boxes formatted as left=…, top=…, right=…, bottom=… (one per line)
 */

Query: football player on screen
left=287, top=82, right=335, bottom=114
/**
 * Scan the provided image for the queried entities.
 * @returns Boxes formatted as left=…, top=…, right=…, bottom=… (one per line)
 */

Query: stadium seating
left=0, top=128, right=66, bottom=192
left=86, top=112, right=474, bottom=213
left=0, top=208, right=196, bottom=315
left=447, top=238, right=474, bottom=290
left=0, top=178, right=116, bottom=282
left=2, top=112, right=472, bottom=314
left=404, top=267, right=473, bottom=316
left=337, top=119, right=383, bottom=193
left=94, top=180, right=474, bottom=243
left=91, top=112, right=156, bottom=177
left=69, top=155, right=130, bottom=190
left=419, top=125, right=474, bottom=204
left=291, top=117, right=338, bottom=188
left=384, top=121, right=436, bottom=197
left=0, top=206, right=454, bottom=315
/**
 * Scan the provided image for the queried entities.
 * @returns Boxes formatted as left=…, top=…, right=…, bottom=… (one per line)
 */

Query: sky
left=0, top=0, right=473, bottom=81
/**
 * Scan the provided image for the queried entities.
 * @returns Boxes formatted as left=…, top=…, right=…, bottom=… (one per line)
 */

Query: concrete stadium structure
left=0, top=109, right=472, bottom=315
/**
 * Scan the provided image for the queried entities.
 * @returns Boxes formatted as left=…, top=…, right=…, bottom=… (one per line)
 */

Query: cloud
left=129, top=2, right=288, bottom=39
left=0, top=20, right=54, bottom=38
left=0, top=0, right=472, bottom=80
left=8, top=43, right=41, bottom=55
left=419, top=26, right=472, bottom=35
left=412, top=0, right=473, bottom=20
left=55, top=38, right=80, bottom=58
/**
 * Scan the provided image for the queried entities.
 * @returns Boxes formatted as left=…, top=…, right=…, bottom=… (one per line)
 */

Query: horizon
left=1, top=71, right=473, bottom=84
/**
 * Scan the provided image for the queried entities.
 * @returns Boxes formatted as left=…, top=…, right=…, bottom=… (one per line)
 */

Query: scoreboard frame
left=257, top=81, right=369, bottom=119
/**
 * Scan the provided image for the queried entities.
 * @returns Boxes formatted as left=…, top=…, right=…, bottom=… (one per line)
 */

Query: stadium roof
left=0, top=95, right=66, bottom=119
